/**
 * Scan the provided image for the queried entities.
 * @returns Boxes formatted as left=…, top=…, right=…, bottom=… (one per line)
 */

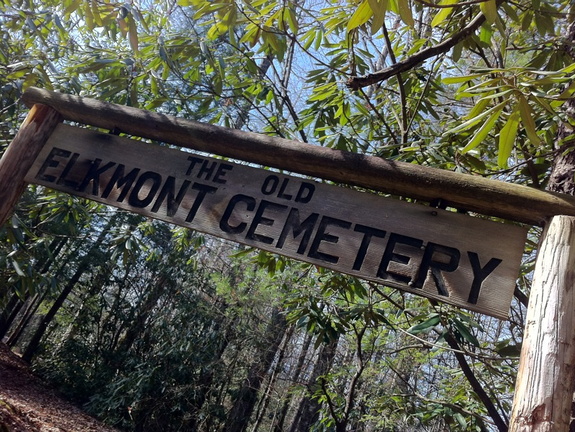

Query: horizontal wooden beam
left=21, top=86, right=571, bottom=226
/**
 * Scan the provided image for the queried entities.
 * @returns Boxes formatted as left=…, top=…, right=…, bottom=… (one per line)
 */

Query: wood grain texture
left=0, top=104, right=63, bottom=226
left=26, top=125, right=527, bottom=318
left=509, top=215, right=575, bottom=431
left=20, top=86, right=575, bottom=226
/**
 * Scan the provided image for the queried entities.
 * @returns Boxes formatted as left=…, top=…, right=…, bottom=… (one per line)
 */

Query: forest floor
left=0, top=342, right=119, bottom=432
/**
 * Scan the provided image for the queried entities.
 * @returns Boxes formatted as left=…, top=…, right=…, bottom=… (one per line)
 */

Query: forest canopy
left=0, top=0, right=574, bottom=431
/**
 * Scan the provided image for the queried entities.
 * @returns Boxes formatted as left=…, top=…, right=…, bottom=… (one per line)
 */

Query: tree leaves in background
left=498, top=107, right=521, bottom=168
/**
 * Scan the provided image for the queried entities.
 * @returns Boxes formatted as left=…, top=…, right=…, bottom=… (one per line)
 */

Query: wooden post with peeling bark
left=509, top=215, right=575, bottom=431
left=0, top=104, right=63, bottom=226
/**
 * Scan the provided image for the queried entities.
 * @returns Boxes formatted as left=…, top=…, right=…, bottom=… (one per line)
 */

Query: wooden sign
left=25, top=124, right=527, bottom=318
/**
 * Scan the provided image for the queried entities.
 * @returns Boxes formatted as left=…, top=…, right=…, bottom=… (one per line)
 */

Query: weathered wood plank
left=0, top=104, right=63, bottom=226
left=509, top=215, right=575, bottom=431
left=20, top=86, right=575, bottom=226
left=25, top=124, right=527, bottom=318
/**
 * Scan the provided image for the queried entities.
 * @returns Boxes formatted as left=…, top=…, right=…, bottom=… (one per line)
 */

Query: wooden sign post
left=0, top=104, right=62, bottom=226
left=4, top=87, right=575, bottom=430
left=508, top=216, right=575, bottom=431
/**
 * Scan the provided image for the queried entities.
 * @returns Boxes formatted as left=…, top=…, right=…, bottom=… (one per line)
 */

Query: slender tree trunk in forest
left=0, top=294, right=23, bottom=340
left=273, top=330, right=313, bottom=432
left=289, top=336, right=339, bottom=432
left=197, top=314, right=240, bottom=432
left=6, top=237, right=75, bottom=346
left=190, top=322, right=232, bottom=431
left=21, top=216, right=116, bottom=363
left=6, top=293, right=43, bottom=347
left=55, top=260, right=115, bottom=353
left=22, top=260, right=90, bottom=362
left=222, top=307, right=287, bottom=432
left=234, top=54, right=273, bottom=131
left=509, top=21, right=575, bottom=432
left=113, top=273, right=169, bottom=356
left=0, top=237, right=68, bottom=341
left=5, top=238, right=75, bottom=346
left=250, top=324, right=295, bottom=432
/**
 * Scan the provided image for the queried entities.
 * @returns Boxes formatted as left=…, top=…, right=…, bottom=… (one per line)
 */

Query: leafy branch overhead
left=342, top=0, right=573, bottom=170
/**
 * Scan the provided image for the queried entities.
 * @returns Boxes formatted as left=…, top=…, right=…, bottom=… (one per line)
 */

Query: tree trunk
left=289, top=336, right=339, bottom=432
left=113, top=273, right=169, bottom=356
left=21, top=216, right=116, bottom=363
left=250, top=324, right=295, bottom=432
left=273, top=330, right=313, bottom=432
left=508, top=216, right=575, bottom=431
left=6, top=293, right=43, bottom=348
left=0, top=104, right=62, bottom=226
left=223, top=307, right=287, bottom=432
left=0, top=294, right=24, bottom=340
left=4, top=234, right=71, bottom=345
left=22, top=260, right=91, bottom=362
left=509, top=21, right=575, bottom=431
left=547, top=107, right=575, bottom=195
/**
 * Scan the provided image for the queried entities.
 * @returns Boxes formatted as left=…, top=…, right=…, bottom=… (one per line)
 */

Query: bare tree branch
left=415, top=0, right=493, bottom=8
left=444, top=332, right=509, bottom=432
left=346, top=11, right=487, bottom=90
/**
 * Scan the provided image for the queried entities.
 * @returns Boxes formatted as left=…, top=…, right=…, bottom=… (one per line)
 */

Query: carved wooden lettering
left=26, top=124, right=528, bottom=318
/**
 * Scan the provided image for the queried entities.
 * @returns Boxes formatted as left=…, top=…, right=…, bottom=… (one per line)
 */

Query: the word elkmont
left=26, top=125, right=527, bottom=319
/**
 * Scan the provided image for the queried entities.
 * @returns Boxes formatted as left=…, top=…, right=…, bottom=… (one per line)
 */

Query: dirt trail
left=0, top=343, right=119, bottom=432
